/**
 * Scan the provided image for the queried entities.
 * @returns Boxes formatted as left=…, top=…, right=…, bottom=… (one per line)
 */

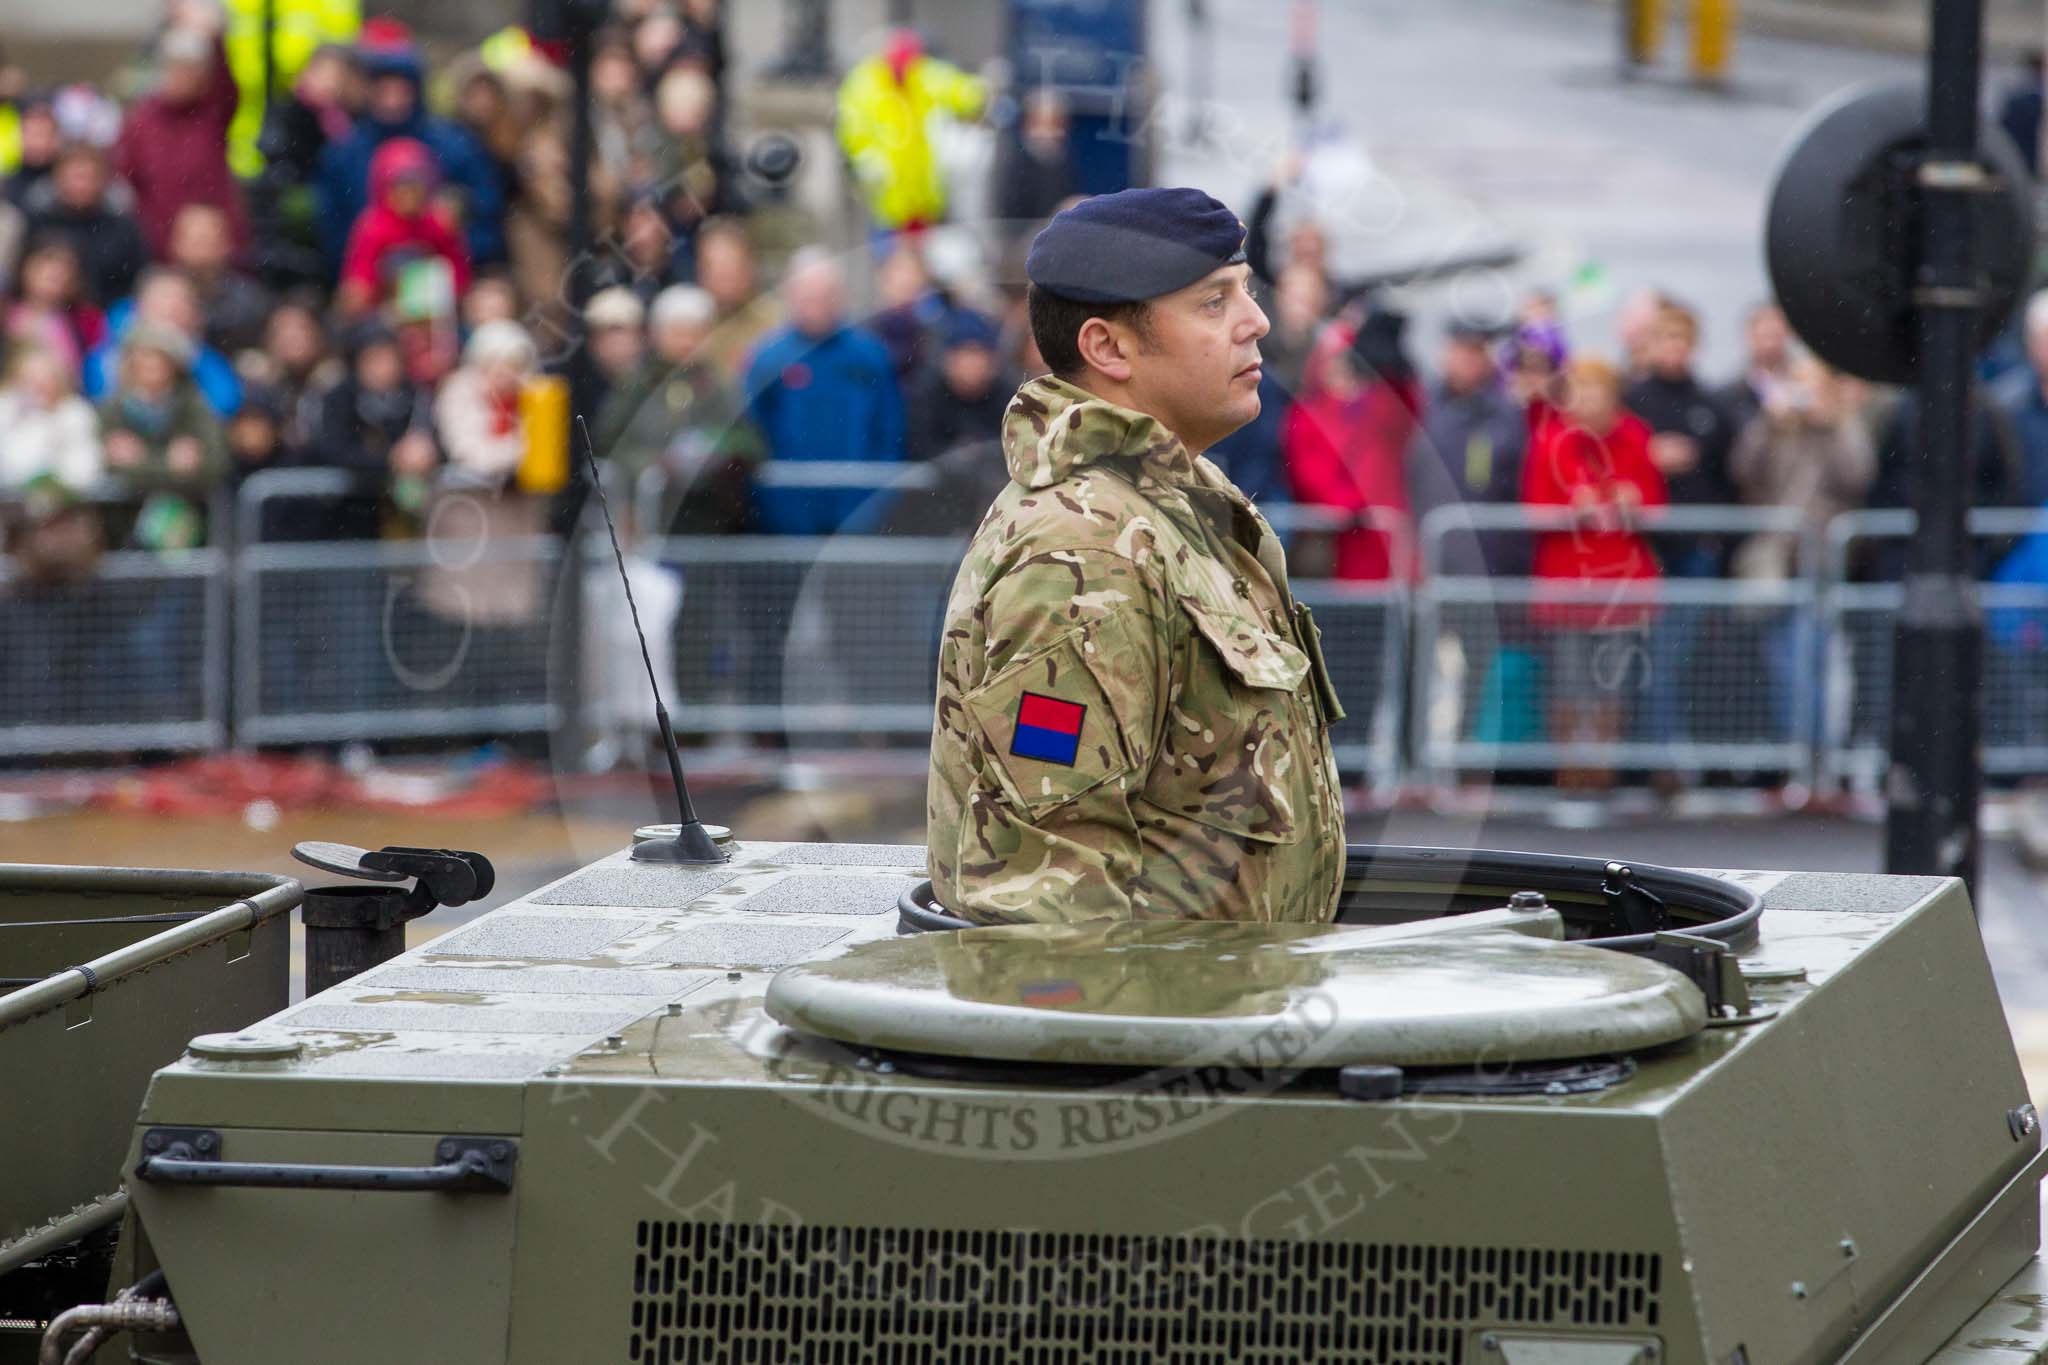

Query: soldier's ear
left=1075, top=317, right=1133, bottom=384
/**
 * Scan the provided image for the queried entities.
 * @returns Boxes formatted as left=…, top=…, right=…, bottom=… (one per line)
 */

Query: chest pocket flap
left=1179, top=596, right=1311, bottom=692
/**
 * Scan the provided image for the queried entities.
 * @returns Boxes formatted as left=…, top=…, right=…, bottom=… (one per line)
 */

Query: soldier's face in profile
left=1122, top=264, right=1269, bottom=453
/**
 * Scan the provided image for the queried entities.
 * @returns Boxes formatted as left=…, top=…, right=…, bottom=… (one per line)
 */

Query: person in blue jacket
left=743, top=247, right=907, bottom=536
left=313, top=26, right=506, bottom=277
left=735, top=248, right=909, bottom=741
left=83, top=268, right=243, bottom=418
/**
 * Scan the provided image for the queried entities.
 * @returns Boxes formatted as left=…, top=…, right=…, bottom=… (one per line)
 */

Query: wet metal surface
left=358, top=963, right=717, bottom=997
left=766, top=914, right=1707, bottom=1069
left=426, top=916, right=651, bottom=959
left=731, top=843, right=928, bottom=869
left=141, top=843, right=1954, bottom=1111
left=1927, top=1259, right=2048, bottom=1360
left=533, top=864, right=750, bottom=908
left=284, top=1001, right=652, bottom=1036
left=726, top=876, right=917, bottom=918
left=629, top=922, right=852, bottom=968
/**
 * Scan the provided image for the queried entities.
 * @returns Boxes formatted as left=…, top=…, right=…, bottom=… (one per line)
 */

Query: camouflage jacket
left=927, top=375, right=1348, bottom=925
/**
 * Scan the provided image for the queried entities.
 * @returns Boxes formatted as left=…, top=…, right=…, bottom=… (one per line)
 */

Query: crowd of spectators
left=0, top=0, right=755, bottom=563
left=8, top=4, right=2048, bottom=779
left=1235, top=269, right=2048, bottom=787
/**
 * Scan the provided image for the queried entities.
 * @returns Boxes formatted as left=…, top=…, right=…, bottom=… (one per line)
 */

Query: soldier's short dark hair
left=1027, top=284, right=1153, bottom=380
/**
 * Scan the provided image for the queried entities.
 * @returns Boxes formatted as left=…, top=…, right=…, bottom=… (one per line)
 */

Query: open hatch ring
left=897, top=843, right=1763, bottom=957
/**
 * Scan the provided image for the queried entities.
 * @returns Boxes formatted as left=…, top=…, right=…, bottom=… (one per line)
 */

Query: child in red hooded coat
left=337, top=137, right=472, bottom=318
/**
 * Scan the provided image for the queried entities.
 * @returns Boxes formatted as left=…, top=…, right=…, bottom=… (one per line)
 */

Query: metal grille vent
left=629, top=1222, right=1661, bottom=1365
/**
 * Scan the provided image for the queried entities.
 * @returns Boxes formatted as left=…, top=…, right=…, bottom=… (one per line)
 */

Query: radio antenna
left=577, top=416, right=727, bottom=865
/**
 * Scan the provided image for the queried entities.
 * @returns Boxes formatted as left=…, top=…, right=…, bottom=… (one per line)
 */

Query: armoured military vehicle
left=6, top=829, right=2044, bottom=1365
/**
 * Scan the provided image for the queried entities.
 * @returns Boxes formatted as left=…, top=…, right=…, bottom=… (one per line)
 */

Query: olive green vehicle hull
left=109, top=846, right=2046, bottom=1364
left=0, top=865, right=299, bottom=1362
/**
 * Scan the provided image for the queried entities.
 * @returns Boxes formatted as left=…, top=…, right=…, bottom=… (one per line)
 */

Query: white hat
left=584, top=286, right=646, bottom=331
left=649, top=284, right=715, bottom=332
left=463, top=318, right=537, bottom=370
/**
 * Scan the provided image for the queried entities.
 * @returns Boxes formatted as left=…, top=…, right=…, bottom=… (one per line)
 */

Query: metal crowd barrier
left=0, top=548, right=228, bottom=756
left=1410, top=504, right=1821, bottom=791
left=1823, top=506, right=2048, bottom=793
left=0, top=483, right=231, bottom=757
left=1298, top=576, right=1407, bottom=794
left=611, top=526, right=1413, bottom=788
left=1264, top=505, right=1412, bottom=793
left=232, top=468, right=563, bottom=744
left=629, top=533, right=964, bottom=736
left=634, top=461, right=938, bottom=538
left=28, top=464, right=2048, bottom=803
left=231, top=465, right=359, bottom=548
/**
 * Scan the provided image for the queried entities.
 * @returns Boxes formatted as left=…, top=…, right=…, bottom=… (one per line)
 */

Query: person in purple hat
left=1505, top=319, right=1568, bottom=437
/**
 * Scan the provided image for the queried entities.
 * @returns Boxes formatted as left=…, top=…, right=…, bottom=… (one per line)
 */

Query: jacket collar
left=999, top=376, right=1200, bottom=491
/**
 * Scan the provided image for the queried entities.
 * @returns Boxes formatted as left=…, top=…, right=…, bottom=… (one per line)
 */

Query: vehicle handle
left=133, top=1129, right=516, bottom=1194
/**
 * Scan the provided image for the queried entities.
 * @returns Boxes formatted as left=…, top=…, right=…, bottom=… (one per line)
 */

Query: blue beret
left=1025, top=187, right=1248, bottom=304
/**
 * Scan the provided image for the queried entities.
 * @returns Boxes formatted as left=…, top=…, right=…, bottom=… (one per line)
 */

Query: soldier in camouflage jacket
left=927, top=369, right=1349, bottom=924
left=926, top=188, right=1350, bottom=924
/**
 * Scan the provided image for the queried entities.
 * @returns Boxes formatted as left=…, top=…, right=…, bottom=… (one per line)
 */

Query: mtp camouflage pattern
left=927, top=376, right=1348, bottom=924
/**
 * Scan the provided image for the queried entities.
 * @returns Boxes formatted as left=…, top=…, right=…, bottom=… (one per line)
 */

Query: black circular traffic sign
left=1765, top=81, right=2035, bottom=385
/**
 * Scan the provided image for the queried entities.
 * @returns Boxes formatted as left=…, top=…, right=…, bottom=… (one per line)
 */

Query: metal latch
left=1651, top=932, right=1774, bottom=1027
left=1600, top=863, right=1672, bottom=937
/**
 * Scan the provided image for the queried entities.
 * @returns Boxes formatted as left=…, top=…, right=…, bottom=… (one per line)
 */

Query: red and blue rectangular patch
left=1011, top=691, right=1086, bottom=767
left=1019, top=979, right=1085, bottom=1007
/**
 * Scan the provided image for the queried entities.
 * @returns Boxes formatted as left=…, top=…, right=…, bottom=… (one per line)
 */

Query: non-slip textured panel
left=629, top=921, right=851, bottom=967
left=1765, top=871, right=1943, bottom=916
left=425, top=916, right=649, bottom=960
left=532, top=863, right=750, bottom=908
left=754, top=842, right=928, bottom=869
left=725, top=875, right=916, bottom=918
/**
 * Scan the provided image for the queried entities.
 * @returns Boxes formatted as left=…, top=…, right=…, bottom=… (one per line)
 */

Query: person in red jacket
left=1522, top=353, right=1667, bottom=791
left=336, top=136, right=472, bottom=319
left=113, top=10, right=248, bottom=260
left=1282, top=311, right=1424, bottom=581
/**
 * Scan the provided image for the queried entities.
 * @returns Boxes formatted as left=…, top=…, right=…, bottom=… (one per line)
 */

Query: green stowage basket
left=0, top=866, right=301, bottom=1279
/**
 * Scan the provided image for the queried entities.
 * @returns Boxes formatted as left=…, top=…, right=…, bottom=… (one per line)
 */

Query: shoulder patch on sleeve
left=1012, top=691, right=1087, bottom=766
left=965, top=620, right=1135, bottom=814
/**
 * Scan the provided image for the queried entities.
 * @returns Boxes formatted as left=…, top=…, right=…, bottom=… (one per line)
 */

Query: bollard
left=1622, top=0, right=1663, bottom=66
left=1691, top=0, right=1736, bottom=83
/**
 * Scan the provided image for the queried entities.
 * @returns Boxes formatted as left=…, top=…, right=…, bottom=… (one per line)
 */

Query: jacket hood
left=359, top=40, right=426, bottom=137
left=368, top=136, right=439, bottom=205
left=999, top=376, right=1199, bottom=490
left=359, top=42, right=425, bottom=90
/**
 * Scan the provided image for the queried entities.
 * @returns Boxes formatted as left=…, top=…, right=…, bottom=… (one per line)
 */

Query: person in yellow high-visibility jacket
left=222, top=0, right=361, bottom=178
left=0, top=102, right=20, bottom=178
left=0, top=52, right=19, bottom=177
left=835, top=29, right=987, bottom=233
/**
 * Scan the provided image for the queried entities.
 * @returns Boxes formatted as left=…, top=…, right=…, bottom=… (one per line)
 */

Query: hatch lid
left=764, top=910, right=1706, bottom=1070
